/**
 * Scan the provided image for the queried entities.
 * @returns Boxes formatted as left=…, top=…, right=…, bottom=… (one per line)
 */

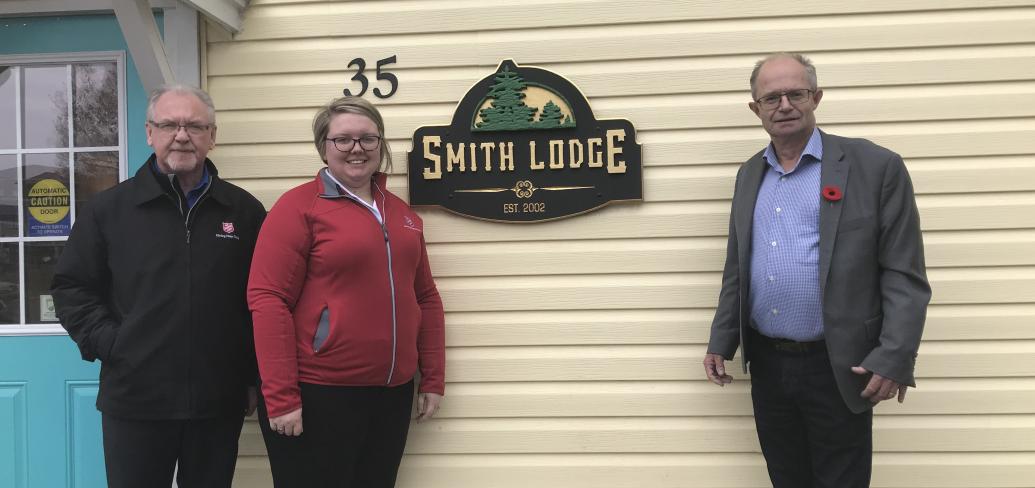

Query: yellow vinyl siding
left=208, top=1, right=1035, bottom=486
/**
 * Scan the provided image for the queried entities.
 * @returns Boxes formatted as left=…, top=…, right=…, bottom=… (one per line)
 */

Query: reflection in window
left=74, top=63, right=118, bottom=148
left=0, top=66, right=15, bottom=149
left=23, top=153, right=70, bottom=238
left=24, top=242, right=65, bottom=323
left=75, top=152, right=118, bottom=215
left=0, top=154, right=16, bottom=237
left=23, top=65, right=69, bottom=149
left=0, top=242, right=18, bottom=325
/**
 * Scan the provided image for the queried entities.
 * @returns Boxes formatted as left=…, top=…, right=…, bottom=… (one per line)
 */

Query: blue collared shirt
left=150, top=159, right=210, bottom=210
left=749, top=128, right=824, bottom=341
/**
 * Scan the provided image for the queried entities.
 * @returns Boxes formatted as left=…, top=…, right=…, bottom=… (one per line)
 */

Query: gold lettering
left=480, top=142, right=495, bottom=171
left=499, top=142, right=514, bottom=171
left=606, top=129, right=626, bottom=174
left=548, top=140, right=565, bottom=169
left=587, top=138, right=603, bottom=167
left=447, top=143, right=466, bottom=172
left=529, top=141, right=544, bottom=170
left=568, top=139, right=584, bottom=168
left=422, top=136, right=442, bottom=180
left=469, top=143, right=478, bottom=172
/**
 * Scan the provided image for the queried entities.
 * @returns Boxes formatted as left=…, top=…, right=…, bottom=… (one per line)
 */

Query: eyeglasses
left=149, top=120, right=213, bottom=136
left=326, top=135, right=382, bottom=152
left=754, top=89, right=814, bottom=109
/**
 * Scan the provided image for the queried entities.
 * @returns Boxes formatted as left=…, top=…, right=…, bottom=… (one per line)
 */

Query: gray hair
left=312, top=96, right=393, bottom=173
left=749, top=52, right=818, bottom=99
left=146, top=84, right=216, bottom=124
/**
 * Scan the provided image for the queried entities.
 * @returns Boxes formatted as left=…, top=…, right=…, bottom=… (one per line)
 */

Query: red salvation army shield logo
left=222, top=222, right=235, bottom=234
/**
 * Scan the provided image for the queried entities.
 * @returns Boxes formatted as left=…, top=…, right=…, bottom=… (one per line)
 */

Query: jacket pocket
left=313, top=307, right=331, bottom=353
left=838, top=215, right=874, bottom=234
left=864, top=313, right=884, bottom=343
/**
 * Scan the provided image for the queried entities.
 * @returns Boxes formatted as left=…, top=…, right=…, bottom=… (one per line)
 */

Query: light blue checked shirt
left=749, top=128, right=824, bottom=341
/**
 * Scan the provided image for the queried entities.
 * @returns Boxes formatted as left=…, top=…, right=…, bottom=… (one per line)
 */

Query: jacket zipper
left=375, top=183, right=399, bottom=385
left=321, top=179, right=399, bottom=385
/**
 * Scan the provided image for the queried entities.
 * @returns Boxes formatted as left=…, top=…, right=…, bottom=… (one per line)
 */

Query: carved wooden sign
left=408, top=60, right=642, bottom=222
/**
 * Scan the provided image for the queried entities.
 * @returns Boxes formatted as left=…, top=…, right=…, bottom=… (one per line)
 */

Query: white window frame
left=0, top=51, right=128, bottom=336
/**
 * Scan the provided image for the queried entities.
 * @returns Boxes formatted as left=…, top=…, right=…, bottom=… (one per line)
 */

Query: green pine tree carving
left=534, top=100, right=564, bottom=128
left=475, top=67, right=538, bottom=131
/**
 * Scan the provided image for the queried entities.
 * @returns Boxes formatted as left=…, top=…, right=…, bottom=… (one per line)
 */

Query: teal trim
left=0, top=13, right=164, bottom=171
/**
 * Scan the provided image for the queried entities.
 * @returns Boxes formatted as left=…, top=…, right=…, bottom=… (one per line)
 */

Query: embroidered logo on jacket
left=216, top=221, right=240, bottom=240
left=403, top=215, right=422, bottom=232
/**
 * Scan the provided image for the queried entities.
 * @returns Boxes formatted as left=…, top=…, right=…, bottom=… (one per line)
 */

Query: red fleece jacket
left=248, top=171, right=445, bottom=418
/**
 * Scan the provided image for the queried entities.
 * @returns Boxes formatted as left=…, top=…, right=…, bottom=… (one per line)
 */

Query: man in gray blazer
left=703, top=53, right=930, bottom=487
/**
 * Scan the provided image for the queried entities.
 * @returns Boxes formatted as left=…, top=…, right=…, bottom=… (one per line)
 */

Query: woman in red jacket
left=248, top=96, right=445, bottom=487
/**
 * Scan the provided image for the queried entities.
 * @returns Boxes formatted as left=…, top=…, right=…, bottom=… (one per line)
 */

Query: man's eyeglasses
left=326, top=135, right=382, bottom=152
left=754, top=89, right=814, bottom=109
left=149, top=120, right=213, bottom=136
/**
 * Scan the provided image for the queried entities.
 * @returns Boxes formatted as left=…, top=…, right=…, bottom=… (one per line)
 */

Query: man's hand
left=703, top=353, right=733, bottom=386
left=852, top=366, right=907, bottom=405
left=269, top=407, right=303, bottom=436
left=244, top=386, right=258, bottom=417
left=416, top=392, right=443, bottom=423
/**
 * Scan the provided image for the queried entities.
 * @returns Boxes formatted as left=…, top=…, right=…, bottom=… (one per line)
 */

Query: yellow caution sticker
left=27, top=179, right=71, bottom=224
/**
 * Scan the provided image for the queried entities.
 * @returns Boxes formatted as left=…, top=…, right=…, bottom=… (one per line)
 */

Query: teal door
left=0, top=14, right=151, bottom=488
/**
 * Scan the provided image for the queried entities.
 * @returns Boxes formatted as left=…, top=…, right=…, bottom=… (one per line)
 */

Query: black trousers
left=258, top=380, right=415, bottom=488
left=748, top=330, right=873, bottom=488
left=101, top=413, right=244, bottom=488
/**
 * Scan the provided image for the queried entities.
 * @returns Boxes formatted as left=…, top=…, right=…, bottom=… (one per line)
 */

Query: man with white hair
left=52, top=84, right=266, bottom=488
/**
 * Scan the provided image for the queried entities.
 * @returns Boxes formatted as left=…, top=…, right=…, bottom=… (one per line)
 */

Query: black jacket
left=51, top=156, right=266, bottom=419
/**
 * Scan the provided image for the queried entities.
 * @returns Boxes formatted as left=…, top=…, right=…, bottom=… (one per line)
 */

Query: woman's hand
left=416, top=392, right=442, bottom=423
left=269, top=407, right=303, bottom=436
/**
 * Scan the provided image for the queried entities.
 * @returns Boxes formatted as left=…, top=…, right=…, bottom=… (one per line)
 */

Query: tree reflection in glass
left=73, top=63, right=118, bottom=148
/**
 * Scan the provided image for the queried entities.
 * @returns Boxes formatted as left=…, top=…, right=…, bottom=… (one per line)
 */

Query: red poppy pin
left=822, top=185, right=843, bottom=202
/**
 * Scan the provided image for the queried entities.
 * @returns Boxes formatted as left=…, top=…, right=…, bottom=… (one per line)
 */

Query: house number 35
left=343, top=56, right=399, bottom=98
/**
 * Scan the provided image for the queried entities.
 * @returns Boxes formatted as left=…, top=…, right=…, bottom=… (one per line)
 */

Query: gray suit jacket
left=707, top=130, right=931, bottom=413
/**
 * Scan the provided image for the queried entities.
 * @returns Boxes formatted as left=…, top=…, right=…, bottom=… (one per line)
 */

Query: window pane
left=0, top=242, right=18, bottom=325
left=24, top=242, right=64, bottom=323
left=23, top=65, right=69, bottom=149
left=74, top=151, right=118, bottom=216
left=73, top=63, right=118, bottom=148
left=0, top=154, right=16, bottom=237
left=23, top=153, right=71, bottom=237
left=0, top=66, right=15, bottom=149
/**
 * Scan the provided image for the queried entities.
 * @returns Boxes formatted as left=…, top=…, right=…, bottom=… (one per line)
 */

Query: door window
left=0, top=55, right=125, bottom=332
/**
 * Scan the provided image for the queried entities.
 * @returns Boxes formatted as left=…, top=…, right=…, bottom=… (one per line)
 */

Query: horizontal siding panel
left=238, top=414, right=1035, bottom=456
left=223, top=155, right=1035, bottom=206
left=440, top=304, right=1035, bottom=347
left=924, top=304, right=1035, bottom=341
left=233, top=1, right=1035, bottom=41
left=211, top=82, right=1035, bottom=132
left=444, top=309, right=711, bottom=347
left=214, top=120, right=1035, bottom=180
left=208, top=8, right=1035, bottom=75
left=433, top=267, right=1035, bottom=311
left=209, top=45, right=1035, bottom=108
left=235, top=452, right=1035, bottom=488
left=441, top=341, right=1035, bottom=382
left=418, top=229, right=1035, bottom=278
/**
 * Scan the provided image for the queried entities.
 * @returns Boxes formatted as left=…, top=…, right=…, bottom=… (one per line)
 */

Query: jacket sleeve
left=413, top=231, right=446, bottom=395
left=707, top=169, right=744, bottom=360
left=248, top=194, right=310, bottom=418
left=241, top=202, right=267, bottom=387
left=50, top=202, right=120, bottom=362
left=859, top=154, right=931, bottom=386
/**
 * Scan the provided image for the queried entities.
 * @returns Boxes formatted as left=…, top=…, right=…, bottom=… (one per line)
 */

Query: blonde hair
left=312, top=96, right=392, bottom=173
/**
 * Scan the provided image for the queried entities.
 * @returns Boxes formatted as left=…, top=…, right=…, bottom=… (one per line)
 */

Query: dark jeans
left=258, top=380, right=415, bottom=488
left=749, top=330, right=873, bottom=488
left=101, top=413, right=244, bottom=488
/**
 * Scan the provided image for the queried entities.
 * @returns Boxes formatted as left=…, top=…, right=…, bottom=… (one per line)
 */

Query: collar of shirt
left=762, top=127, right=824, bottom=174
left=149, top=159, right=210, bottom=209
left=321, top=168, right=383, bottom=224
